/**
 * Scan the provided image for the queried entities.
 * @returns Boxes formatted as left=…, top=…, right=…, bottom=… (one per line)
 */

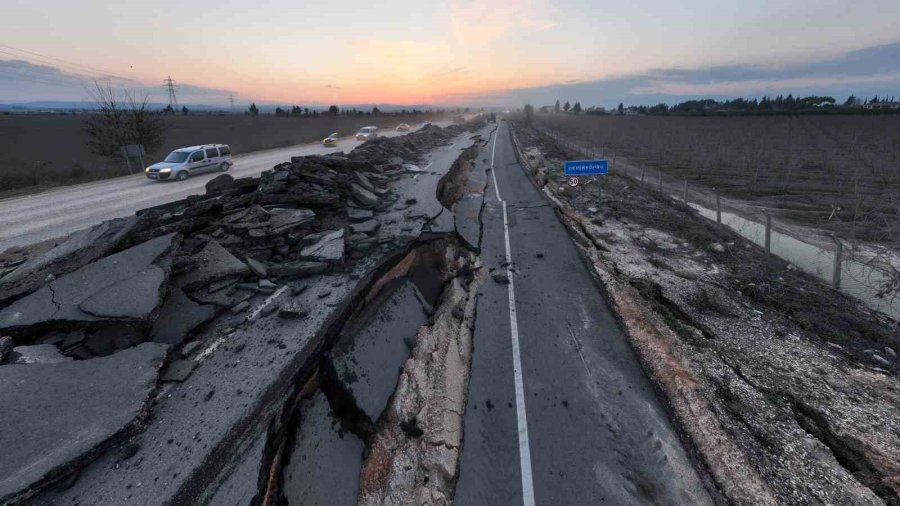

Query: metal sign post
left=120, top=144, right=146, bottom=174
left=565, top=159, right=609, bottom=211
left=567, top=176, right=580, bottom=208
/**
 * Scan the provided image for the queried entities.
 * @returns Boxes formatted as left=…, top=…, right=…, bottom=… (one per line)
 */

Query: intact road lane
left=0, top=124, right=440, bottom=252
left=455, top=121, right=715, bottom=505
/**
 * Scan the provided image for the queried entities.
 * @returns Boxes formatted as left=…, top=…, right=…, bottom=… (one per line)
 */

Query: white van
left=145, top=144, right=233, bottom=181
left=355, top=126, right=378, bottom=141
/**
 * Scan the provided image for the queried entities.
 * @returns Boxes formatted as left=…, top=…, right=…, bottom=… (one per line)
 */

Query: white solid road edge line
left=490, top=127, right=502, bottom=202
left=492, top=122, right=537, bottom=506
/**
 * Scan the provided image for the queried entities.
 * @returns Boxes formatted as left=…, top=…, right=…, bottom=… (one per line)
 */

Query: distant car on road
left=146, top=144, right=232, bottom=181
left=323, top=132, right=339, bottom=147
left=396, top=123, right=410, bottom=132
left=356, top=126, right=378, bottom=141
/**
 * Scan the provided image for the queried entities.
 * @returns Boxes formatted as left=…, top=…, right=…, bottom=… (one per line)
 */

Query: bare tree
left=83, top=81, right=166, bottom=166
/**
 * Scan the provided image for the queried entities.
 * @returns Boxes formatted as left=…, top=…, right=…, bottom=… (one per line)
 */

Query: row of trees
left=248, top=104, right=472, bottom=117
left=530, top=93, right=899, bottom=118
left=539, top=100, right=584, bottom=115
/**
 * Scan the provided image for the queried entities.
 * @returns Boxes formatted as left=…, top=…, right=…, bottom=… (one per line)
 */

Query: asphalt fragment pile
left=0, top=118, right=487, bottom=505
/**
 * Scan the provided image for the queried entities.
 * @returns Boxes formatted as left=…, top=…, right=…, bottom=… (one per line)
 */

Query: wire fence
left=535, top=125, right=900, bottom=321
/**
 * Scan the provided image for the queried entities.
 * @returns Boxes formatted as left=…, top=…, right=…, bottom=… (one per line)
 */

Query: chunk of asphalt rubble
left=277, top=303, right=309, bottom=320
left=268, top=208, right=316, bottom=234
left=354, top=171, right=376, bottom=192
left=299, top=229, right=345, bottom=263
left=350, top=219, right=380, bottom=235
left=872, top=354, right=892, bottom=368
left=348, top=208, right=374, bottom=222
left=205, top=174, right=234, bottom=194
left=177, top=240, right=249, bottom=291
left=491, top=271, right=510, bottom=285
left=0, top=234, right=177, bottom=332
left=181, top=341, right=203, bottom=358
left=149, top=287, right=216, bottom=347
left=269, top=261, right=328, bottom=278
left=246, top=257, right=268, bottom=278
left=0, top=343, right=167, bottom=504
left=350, top=183, right=379, bottom=209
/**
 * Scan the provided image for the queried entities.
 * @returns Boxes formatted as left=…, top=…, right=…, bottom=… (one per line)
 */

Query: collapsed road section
left=0, top=119, right=491, bottom=505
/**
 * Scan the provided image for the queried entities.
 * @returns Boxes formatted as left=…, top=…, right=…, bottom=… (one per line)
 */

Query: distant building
left=864, top=101, right=900, bottom=110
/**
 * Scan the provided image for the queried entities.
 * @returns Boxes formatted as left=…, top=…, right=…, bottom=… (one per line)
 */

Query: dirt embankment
left=0, top=113, right=447, bottom=195
left=511, top=121, right=900, bottom=505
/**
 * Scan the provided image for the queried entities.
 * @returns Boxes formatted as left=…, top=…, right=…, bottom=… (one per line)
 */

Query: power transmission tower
left=164, top=76, right=178, bottom=107
left=229, top=93, right=235, bottom=113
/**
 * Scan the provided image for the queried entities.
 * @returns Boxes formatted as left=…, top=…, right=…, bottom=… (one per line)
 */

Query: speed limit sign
left=567, top=176, right=580, bottom=187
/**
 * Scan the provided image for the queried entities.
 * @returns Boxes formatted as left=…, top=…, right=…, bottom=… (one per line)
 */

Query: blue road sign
left=564, top=159, right=608, bottom=176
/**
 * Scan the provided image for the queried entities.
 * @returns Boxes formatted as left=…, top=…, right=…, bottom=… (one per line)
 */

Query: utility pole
left=164, top=76, right=178, bottom=107
left=229, top=94, right=235, bottom=113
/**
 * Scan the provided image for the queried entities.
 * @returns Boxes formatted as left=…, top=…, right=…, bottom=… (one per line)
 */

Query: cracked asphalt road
left=456, top=121, right=714, bottom=505
left=0, top=123, right=444, bottom=252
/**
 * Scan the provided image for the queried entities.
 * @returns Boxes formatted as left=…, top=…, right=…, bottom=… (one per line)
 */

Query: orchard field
left=535, top=114, right=900, bottom=242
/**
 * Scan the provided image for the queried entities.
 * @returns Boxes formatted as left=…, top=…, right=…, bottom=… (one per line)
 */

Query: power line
left=0, top=43, right=137, bottom=83
left=0, top=67, right=82, bottom=87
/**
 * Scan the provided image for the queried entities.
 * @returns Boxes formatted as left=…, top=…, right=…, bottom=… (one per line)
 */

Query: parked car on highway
left=396, top=123, right=410, bottom=132
left=146, top=144, right=232, bottom=181
left=356, top=126, right=378, bottom=141
left=323, top=132, right=339, bottom=147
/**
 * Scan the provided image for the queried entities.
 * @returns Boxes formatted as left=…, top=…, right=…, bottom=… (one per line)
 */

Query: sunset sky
left=2, top=0, right=899, bottom=107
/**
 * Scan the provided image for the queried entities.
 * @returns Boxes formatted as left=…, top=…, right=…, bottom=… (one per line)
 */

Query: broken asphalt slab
left=175, top=239, right=249, bottom=291
left=149, top=287, right=216, bottom=346
left=0, top=217, right=139, bottom=305
left=299, top=229, right=345, bottom=263
left=31, top=124, right=488, bottom=505
left=0, top=234, right=178, bottom=334
left=280, top=390, right=364, bottom=505
left=0, top=343, right=167, bottom=504
left=327, top=279, right=430, bottom=423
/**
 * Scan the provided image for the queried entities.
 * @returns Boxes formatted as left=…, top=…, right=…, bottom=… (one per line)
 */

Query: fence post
left=764, top=214, right=772, bottom=253
left=716, top=192, right=722, bottom=224
left=832, top=236, right=843, bottom=289
left=683, top=178, right=688, bottom=204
